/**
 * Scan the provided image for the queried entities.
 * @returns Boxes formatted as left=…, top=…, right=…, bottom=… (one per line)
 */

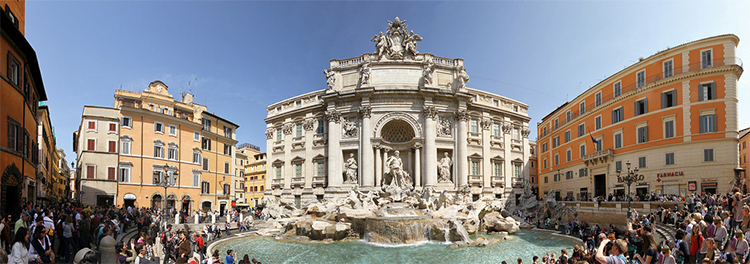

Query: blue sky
left=25, top=1, right=749, bottom=157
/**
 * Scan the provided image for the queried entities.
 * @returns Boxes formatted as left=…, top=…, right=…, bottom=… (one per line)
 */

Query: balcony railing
left=547, top=57, right=742, bottom=134
left=491, top=176, right=504, bottom=188
left=291, top=177, right=305, bottom=188
left=312, top=176, right=326, bottom=187
left=272, top=178, right=284, bottom=189
left=583, top=148, right=614, bottom=163
left=469, top=175, right=482, bottom=186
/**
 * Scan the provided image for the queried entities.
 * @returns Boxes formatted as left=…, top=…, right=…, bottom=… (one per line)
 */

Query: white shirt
left=9, top=241, right=28, bottom=264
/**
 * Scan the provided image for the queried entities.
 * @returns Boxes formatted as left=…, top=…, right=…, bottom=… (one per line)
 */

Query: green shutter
left=661, top=93, right=667, bottom=109
left=710, top=83, right=717, bottom=100
left=699, top=116, right=705, bottom=133
left=698, top=85, right=705, bottom=101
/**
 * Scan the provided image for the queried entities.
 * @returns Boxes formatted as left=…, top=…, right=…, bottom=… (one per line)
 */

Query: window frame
left=701, top=49, right=713, bottom=69
left=121, top=116, right=132, bottom=128
left=86, top=164, right=96, bottom=179
left=154, top=121, right=164, bottom=134
left=118, top=165, right=131, bottom=183
left=611, top=107, right=624, bottom=124
left=614, top=81, right=622, bottom=98
left=168, top=124, right=177, bottom=136
left=636, top=70, right=646, bottom=88
left=634, top=98, right=648, bottom=116
left=108, top=140, right=117, bottom=153
left=595, top=115, right=602, bottom=130
left=579, top=101, right=586, bottom=115
left=595, top=92, right=602, bottom=107
left=87, top=138, right=96, bottom=151
left=613, top=131, right=622, bottom=149
left=661, top=89, right=677, bottom=109
left=666, top=152, right=675, bottom=165
left=663, top=59, right=674, bottom=78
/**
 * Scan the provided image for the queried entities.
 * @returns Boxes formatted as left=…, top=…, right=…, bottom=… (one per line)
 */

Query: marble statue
left=343, top=119, right=358, bottom=138
left=422, top=61, right=434, bottom=86
left=386, top=150, right=412, bottom=189
left=345, top=153, right=358, bottom=183
left=371, top=31, right=388, bottom=59
left=324, top=69, right=336, bottom=91
left=404, top=30, right=422, bottom=56
left=438, top=152, right=453, bottom=183
left=360, top=62, right=371, bottom=86
left=370, top=17, right=422, bottom=60
left=457, top=66, right=469, bottom=90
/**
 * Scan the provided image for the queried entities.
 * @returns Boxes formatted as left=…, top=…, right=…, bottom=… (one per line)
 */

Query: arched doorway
left=181, top=194, right=192, bottom=212
left=123, top=193, right=137, bottom=208
left=151, top=194, right=163, bottom=209
left=166, top=194, right=176, bottom=210
left=201, top=201, right=212, bottom=212
left=1, top=163, right=23, bottom=217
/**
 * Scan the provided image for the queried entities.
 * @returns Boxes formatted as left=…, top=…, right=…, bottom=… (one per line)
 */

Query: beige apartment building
left=73, top=106, right=120, bottom=206
left=76, top=81, right=241, bottom=212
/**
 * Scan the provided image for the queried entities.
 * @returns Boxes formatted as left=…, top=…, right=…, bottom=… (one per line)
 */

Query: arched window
left=381, top=120, right=415, bottom=143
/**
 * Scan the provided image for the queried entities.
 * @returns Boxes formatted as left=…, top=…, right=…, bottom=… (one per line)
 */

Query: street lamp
left=616, top=161, right=644, bottom=219
left=158, top=163, right=176, bottom=264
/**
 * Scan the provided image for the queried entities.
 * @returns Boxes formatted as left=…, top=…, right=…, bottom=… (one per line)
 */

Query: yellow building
left=75, top=80, right=241, bottom=212
left=235, top=143, right=261, bottom=209
left=245, top=152, right=266, bottom=207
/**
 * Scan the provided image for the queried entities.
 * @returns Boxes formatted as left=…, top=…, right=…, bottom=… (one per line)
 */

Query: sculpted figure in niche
left=343, top=119, right=358, bottom=138
left=438, top=152, right=453, bottom=183
left=360, top=62, right=371, bottom=86
left=437, top=117, right=452, bottom=137
left=386, top=150, right=412, bottom=189
left=422, top=62, right=434, bottom=86
left=324, top=69, right=336, bottom=91
left=456, top=66, right=470, bottom=90
left=345, top=153, right=358, bottom=183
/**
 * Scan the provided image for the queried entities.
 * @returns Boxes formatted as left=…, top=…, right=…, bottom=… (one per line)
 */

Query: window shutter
left=711, top=114, right=717, bottom=132
left=87, top=166, right=95, bottom=179
left=619, top=108, right=624, bottom=122
left=710, top=82, right=717, bottom=100
left=699, top=116, right=705, bottom=133
left=611, top=110, right=616, bottom=124
left=644, top=126, right=648, bottom=142
left=698, top=85, right=704, bottom=101
left=672, top=91, right=677, bottom=106
left=661, top=93, right=667, bottom=109
left=108, top=167, right=116, bottom=180
left=634, top=101, right=638, bottom=116
left=643, top=98, right=648, bottom=114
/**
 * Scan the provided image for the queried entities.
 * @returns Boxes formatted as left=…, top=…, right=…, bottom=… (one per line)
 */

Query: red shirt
left=196, top=235, right=204, bottom=249
left=691, top=234, right=704, bottom=255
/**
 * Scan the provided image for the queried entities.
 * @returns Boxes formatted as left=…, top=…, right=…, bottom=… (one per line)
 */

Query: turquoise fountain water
left=212, top=229, right=580, bottom=264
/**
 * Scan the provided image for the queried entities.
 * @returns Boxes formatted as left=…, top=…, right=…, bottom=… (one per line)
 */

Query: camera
left=604, top=241, right=613, bottom=252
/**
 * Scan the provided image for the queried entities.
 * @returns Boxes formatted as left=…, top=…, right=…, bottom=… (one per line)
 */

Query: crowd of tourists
left=524, top=189, right=750, bottom=264
left=0, top=200, right=266, bottom=264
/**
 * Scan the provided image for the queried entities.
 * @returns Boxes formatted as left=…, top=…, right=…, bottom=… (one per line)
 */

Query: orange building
left=740, top=128, right=750, bottom=192
left=537, top=35, right=743, bottom=200
left=0, top=1, right=47, bottom=215
left=529, top=141, right=538, bottom=197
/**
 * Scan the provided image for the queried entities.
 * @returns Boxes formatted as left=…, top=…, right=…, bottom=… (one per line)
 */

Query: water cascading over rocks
left=259, top=185, right=523, bottom=246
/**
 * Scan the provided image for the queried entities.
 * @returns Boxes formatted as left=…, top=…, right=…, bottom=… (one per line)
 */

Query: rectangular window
left=122, top=140, right=130, bottom=155
left=579, top=168, right=588, bottom=177
left=168, top=147, right=177, bottom=160
left=699, top=114, right=717, bottom=133
left=87, top=120, right=96, bottom=130
left=201, top=181, right=209, bottom=194
left=566, top=171, right=573, bottom=180
left=611, top=108, right=624, bottom=124
left=514, top=163, right=521, bottom=178
left=203, top=119, right=211, bottom=131
left=317, top=119, right=325, bottom=134
left=225, top=162, right=230, bottom=174
left=86, top=165, right=95, bottom=179
left=616, top=161, right=622, bottom=172
left=224, top=144, right=231, bottom=155
left=276, top=166, right=282, bottom=179
left=121, top=116, right=132, bottom=128
left=699, top=83, right=716, bottom=101
left=493, top=162, right=502, bottom=176
left=578, top=123, right=585, bottom=137
left=108, top=140, right=117, bottom=153
left=566, top=111, right=571, bottom=122
left=704, top=149, right=714, bottom=162
left=554, top=154, right=559, bottom=166
left=595, top=92, right=602, bottom=107
left=119, top=167, right=130, bottom=183
left=295, top=164, right=302, bottom=177
left=701, top=50, right=712, bottom=69
left=317, top=162, right=325, bottom=176
left=664, top=120, right=675, bottom=138
left=87, top=139, right=96, bottom=151
left=552, top=137, right=559, bottom=148
left=224, top=127, right=232, bottom=138
left=543, top=159, right=548, bottom=169
left=614, top=82, right=622, bottom=98
left=638, top=157, right=646, bottom=168
left=154, top=122, right=164, bottom=133
left=544, top=176, right=548, bottom=183
left=666, top=153, right=675, bottom=165
left=7, top=52, right=20, bottom=85
left=579, top=101, right=586, bottom=115
left=493, top=99, right=498, bottom=107
left=663, top=60, right=674, bottom=78
left=595, top=116, right=602, bottom=130
left=566, top=149, right=572, bottom=162
left=193, top=152, right=201, bottom=163
left=580, top=144, right=586, bottom=158
left=564, top=131, right=571, bottom=143
left=193, top=131, right=200, bottom=141
left=296, top=124, right=302, bottom=137
left=470, top=119, right=479, bottom=133
left=203, top=157, right=209, bottom=171
left=276, top=128, right=283, bottom=141
left=154, top=144, right=163, bottom=158
left=636, top=70, right=646, bottom=88
left=662, top=90, right=677, bottom=108
left=637, top=126, right=648, bottom=143
left=542, top=142, right=548, bottom=153
left=169, top=125, right=177, bottom=136
left=493, top=123, right=501, bottom=137
left=634, top=98, right=648, bottom=116
left=108, top=167, right=116, bottom=180
left=470, top=160, right=480, bottom=175
left=614, top=133, right=622, bottom=149
left=109, top=123, right=117, bottom=132
left=595, top=138, right=602, bottom=151
left=542, top=127, right=547, bottom=137
left=202, top=137, right=211, bottom=150
left=554, top=119, right=559, bottom=130
left=193, top=172, right=200, bottom=187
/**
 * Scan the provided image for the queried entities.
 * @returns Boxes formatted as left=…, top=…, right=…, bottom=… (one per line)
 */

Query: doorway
left=220, top=203, right=226, bottom=216
left=594, top=174, right=606, bottom=198
left=202, top=201, right=212, bottom=212
left=96, top=195, right=113, bottom=206
left=182, top=201, right=191, bottom=212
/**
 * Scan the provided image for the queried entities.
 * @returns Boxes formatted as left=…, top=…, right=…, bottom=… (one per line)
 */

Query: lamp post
left=159, top=163, right=176, bottom=264
left=616, top=161, right=644, bottom=219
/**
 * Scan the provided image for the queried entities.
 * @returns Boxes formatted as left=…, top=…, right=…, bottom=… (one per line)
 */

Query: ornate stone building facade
left=264, top=18, right=532, bottom=205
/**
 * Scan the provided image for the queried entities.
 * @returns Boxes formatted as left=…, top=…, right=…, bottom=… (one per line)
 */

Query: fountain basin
left=364, top=216, right=448, bottom=244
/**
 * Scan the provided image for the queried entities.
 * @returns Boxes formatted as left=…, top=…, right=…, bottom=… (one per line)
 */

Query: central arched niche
left=381, top=119, right=415, bottom=143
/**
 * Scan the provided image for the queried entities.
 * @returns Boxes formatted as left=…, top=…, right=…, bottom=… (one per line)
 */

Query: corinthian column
left=456, top=109, right=469, bottom=187
left=326, top=109, right=343, bottom=187
left=375, top=146, right=382, bottom=187
left=414, top=143, right=422, bottom=187
left=360, top=105, right=374, bottom=187
left=423, top=106, right=438, bottom=187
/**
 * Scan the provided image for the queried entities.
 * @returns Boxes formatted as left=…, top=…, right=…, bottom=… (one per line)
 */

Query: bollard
left=100, top=235, right=117, bottom=264
left=212, top=214, right=216, bottom=224
left=195, top=213, right=199, bottom=224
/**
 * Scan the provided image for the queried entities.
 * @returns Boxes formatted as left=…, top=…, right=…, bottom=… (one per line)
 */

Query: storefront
left=123, top=193, right=137, bottom=208
left=701, top=181, right=718, bottom=194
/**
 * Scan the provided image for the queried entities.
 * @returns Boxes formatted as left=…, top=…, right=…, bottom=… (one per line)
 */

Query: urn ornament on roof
left=371, top=17, right=422, bottom=60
